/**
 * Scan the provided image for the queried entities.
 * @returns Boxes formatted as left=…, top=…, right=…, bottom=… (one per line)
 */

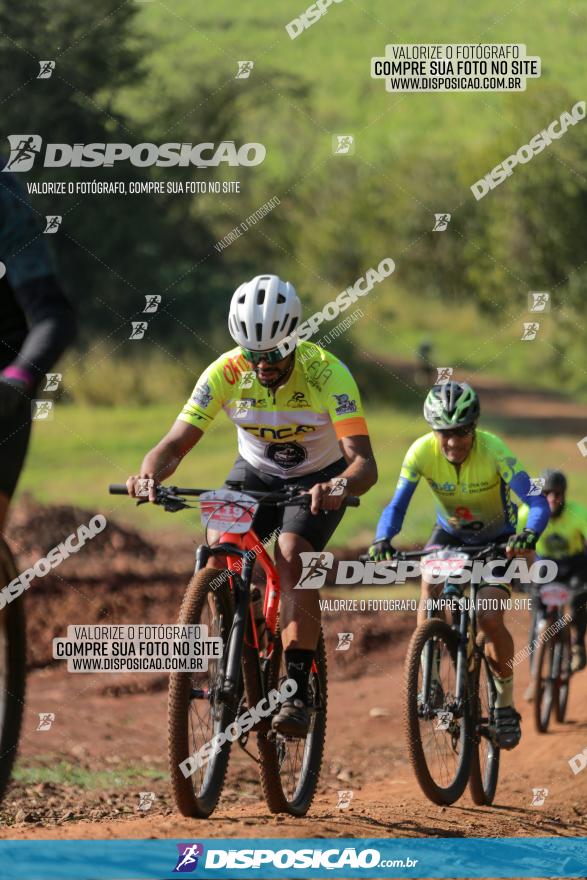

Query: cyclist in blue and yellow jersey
left=0, top=169, right=76, bottom=530
left=518, top=469, right=587, bottom=683
left=127, top=274, right=378, bottom=737
left=368, top=382, right=549, bottom=749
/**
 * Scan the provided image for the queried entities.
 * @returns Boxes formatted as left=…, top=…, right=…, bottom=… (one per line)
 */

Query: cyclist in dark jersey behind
left=0, top=169, right=76, bottom=528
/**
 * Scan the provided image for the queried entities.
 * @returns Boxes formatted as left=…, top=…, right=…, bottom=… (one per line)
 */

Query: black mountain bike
left=403, top=542, right=508, bottom=806
left=0, top=537, right=26, bottom=803
left=109, top=482, right=358, bottom=818
left=529, top=580, right=574, bottom=733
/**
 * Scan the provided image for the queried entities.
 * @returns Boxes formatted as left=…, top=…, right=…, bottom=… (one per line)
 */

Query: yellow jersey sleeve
left=320, top=360, right=369, bottom=440
left=177, top=358, right=226, bottom=432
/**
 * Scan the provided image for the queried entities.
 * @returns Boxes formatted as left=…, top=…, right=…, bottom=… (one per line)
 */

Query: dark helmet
left=541, top=469, right=567, bottom=493
left=423, top=382, right=480, bottom=430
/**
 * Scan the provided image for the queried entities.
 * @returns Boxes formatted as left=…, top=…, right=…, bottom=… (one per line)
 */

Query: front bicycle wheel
left=469, top=637, right=500, bottom=805
left=533, top=629, right=556, bottom=733
left=168, top=568, right=239, bottom=817
left=0, top=539, right=26, bottom=804
left=555, top=623, right=572, bottom=723
left=256, top=629, right=327, bottom=815
left=404, top=618, right=472, bottom=805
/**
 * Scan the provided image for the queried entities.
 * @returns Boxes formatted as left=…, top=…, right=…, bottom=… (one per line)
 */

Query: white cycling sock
left=494, top=674, right=514, bottom=709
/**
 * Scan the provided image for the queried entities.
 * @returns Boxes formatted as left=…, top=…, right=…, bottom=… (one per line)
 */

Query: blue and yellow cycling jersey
left=178, top=341, right=369, bottom=478
left=518, top=499, right=587, bottom=559
left=376, top=429, right=549, bottom=544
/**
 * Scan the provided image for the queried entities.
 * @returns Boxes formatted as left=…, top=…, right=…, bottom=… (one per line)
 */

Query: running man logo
left=336, top=789, right=353, bottom=809
left=236, top=61, right=254, bottom=78
left=521, top=322, right=540, bottom=341
left=530, top=787, right=548, bottom=806
left=173, top=843, right=204, bottom=873
left=333, top=135, right=355, bottom=155
left=43, top=373, right=62, bottom=391
left=436, top=367, right=454, bottom=384
left=38, top=61, right=55, bottom=79
left=144, top=295, right=161, bottom=313
left=336, top=632, right=354, bottom=651
left=528, top=477, right=545, bottom=496
left=294, top=551, right=334, bottom=588
left=239, top=370, right=255, bottom=390
left=32, top=400, right=54, bottom=421
left=3, top=135, right=42, bottom=172
left=129, top=321, right=148, bottom=340
left=435, top=710, right=453, bottom=730
left=528, top=291, right=550, bottom=312
left=433, top=213, right=451, bottom=231
left=36, top=712, right=55, bottom=731
left=578, top=437, right=587, bottom=458
left=137, top=791, right=156, bottom=812
left=44, top=215, right=62, bottom=234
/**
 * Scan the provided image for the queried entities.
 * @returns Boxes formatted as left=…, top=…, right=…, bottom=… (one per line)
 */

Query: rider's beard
left=255, top=354, right=294, bottom=388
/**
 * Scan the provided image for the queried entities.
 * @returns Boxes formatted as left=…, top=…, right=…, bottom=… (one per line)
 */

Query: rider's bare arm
left=126, top=420, right=204, bottom=501
left=308, top=434, right=378, bottom=514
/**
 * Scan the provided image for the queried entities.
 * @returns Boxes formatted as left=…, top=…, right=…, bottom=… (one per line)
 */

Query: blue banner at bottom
left=0, top=837, right=585, bottom=879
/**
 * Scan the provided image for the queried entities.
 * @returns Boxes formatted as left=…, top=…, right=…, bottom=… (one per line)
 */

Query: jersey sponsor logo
left=306, top=360, right=332, bottom=390
left=333, top=393, right=357, bottom=415
left=223, top=353, right=249, bottom=385
left=265, top=441, right=307, bottom=469
left=191, top=382, right=213, bottom=408
left=287, top=391, right=310, bottom=408
left=543, top=533, right=570, bottom=555
left=242, top=424, right=316, bottom=440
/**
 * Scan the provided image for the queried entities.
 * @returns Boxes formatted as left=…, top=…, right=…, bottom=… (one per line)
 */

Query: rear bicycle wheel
left=555, top=624, right=572, bottom=723
left=404, top=618, right=472, bottom=805
left=468, top=637, right=500, bottom=805
left=256, top=629, right=327, bottom=815
left=0, top=540, right=26, bottom=804
left=168, top=568, right=239, bottom=817
left=533, top=629, right=555, bottom=733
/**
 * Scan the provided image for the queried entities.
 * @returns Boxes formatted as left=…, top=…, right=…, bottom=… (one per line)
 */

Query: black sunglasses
left=435, top=425, right=475, bottom=438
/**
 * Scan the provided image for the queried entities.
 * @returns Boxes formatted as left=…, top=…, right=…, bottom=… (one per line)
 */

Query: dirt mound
left=7, top=494, right=156, bottom=565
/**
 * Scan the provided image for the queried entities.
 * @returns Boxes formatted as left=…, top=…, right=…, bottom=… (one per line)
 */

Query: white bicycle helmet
left=228, top=274, right=301, bottom=353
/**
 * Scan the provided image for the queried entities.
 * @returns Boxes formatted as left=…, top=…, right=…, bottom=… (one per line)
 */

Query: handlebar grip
left=346, top=496, right=360, bottom=507
left=109, top=484, right=130, bottom=495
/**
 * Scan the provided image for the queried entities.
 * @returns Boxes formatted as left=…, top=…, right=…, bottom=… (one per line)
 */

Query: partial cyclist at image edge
left=369, top=381, right=549, bottom=749
left=126, top=274, right=377, bottom=737
left=518, top=468, right=587, bottom=680
left=0, top=169, right=76, bottom=525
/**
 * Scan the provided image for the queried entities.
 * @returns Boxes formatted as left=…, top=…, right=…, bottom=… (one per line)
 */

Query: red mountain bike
left=109, top=482, right=358, bottom=818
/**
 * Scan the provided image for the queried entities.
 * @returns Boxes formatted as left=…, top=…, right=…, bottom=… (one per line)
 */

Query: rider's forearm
left=510, top=472, right=550, bottom=534
left=334, top=456, right=377, bottom=496
left=140, top=439, right=192, bottom=483
left=375, top=478, right=417, bottom=541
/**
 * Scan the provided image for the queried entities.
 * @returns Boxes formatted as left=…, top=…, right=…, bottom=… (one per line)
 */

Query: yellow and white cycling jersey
left=178, top=342, right=369, bottom=477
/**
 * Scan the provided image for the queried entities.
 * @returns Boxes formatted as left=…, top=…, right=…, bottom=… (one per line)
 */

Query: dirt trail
left=2, top=600, right=586, bottom=840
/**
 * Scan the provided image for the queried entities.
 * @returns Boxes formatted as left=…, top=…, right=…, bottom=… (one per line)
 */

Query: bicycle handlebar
left=358, top=541, right=510, bottom=564
left=108, top=484, right=360, bottom=507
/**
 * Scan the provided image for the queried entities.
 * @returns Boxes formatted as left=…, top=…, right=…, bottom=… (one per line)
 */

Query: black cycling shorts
left=0, top=404, right=31, bottom=497
left=223, top=455, right=347, bottom=551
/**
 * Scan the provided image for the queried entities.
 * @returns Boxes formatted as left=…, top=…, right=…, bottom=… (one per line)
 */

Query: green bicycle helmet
left=423, top=382, right=480, bottom=429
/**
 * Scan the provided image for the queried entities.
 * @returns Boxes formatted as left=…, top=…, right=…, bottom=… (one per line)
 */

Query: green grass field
left=17, top=402, right=585, bottom=549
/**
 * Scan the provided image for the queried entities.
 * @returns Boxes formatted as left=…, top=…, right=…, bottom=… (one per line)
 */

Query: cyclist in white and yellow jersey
left=126, top=275, right=377, bottom=736
left=368, top=382, right=549, bottom=749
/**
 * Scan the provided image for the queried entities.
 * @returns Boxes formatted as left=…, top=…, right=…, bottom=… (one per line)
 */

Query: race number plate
left=539, top=582, right=570, bottom=607
left=421, top=550, right=470, bottom=579
left=199, top=490, right=259, bottom=534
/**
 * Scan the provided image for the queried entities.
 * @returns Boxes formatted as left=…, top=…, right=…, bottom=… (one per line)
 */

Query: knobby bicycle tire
left=533, top=631, right=555, bottom=734
left=168, top=568, right=238, bottom=817
left=555, top=623, right=572, bottom=723
left=468, top=636, right=500, bottom=805
left=255, top=629, right=327, bottom=815
left=404, top=618, right=472, bottom=805
left=0, top=539, right=26, bottom=804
